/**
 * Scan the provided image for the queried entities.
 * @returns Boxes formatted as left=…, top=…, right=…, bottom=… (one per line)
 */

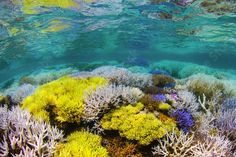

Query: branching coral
left=176, top=90, right=199, bottom=113
left=0, top=105, right=64, bottom=157
left=216, top=109, right=236, bottom=149
left=196, top=114, right=218, bottom=136
left=91, top=66, right=153, bottom=88
left=152, top=131, right=196, bottom=157
left=186, top=74, right=225, bottom=100
left=101, top=103, right=177, bottom=145
left=22, top=76, right=108, bottom=124
left=83, top=84, right=144, bottom=121
left=54, top=131, right=108, bottom=157
left=191, top=135, right=232, bottom=157
left=222, top=98, right=236, bottom=110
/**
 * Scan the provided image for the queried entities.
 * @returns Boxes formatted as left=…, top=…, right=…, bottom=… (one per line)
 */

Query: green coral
left=54, top=131, right=109, bottom=157
left=101, top=103, right=177, bottom=145
left=22, top=76, right=108, bottom=124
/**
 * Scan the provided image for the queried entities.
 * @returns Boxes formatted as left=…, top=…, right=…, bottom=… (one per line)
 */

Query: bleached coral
left=216, top=109, right=236, bottom=149
left=4, top=84, right=36, bottom=104
left=91, top=66, right=153, bottom=88
left=176, top=90, right=199, bottom=113
left=83, top=84, right=144, bottom=121
left=152, top=131, right=196, bottom=157
left=0, top=105, right=64, bottom=157
left=191, top=135, right=232, bottom=157
left=196, top=114, right=217, bottom=135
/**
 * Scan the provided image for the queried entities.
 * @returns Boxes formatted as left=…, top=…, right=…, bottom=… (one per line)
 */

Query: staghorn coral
left=195, top=114, right=218, bottom=136
left=54, top=131, right=108, bottom=157
left=103, top=136, right=142, bottom=157
left=83, top=84, right=144, bottom=121
left=22, top=76, right=108, bottom=124
left=152, top=131, right=196, bottom=157
left=191, top=135, right=232, bottom=157
left=170, top=109, right=195, bottom=133
left=91, top=66, right=153, bottom=88
left=216, top=109, right=236, bottom=149
left=222, top=98, right=236, bottom=110
left=176, top=90, right=199, bottom=113
left=0, top=105, right=63, bottom=157
left=101, top=103, right=177, bottom=145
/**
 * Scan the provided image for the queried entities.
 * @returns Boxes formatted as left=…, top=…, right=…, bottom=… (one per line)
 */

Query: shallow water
left=0, top=0, right=236, bottom=84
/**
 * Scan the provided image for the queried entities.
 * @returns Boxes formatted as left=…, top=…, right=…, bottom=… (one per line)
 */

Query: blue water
left=0, top=0, right=236, bottom=85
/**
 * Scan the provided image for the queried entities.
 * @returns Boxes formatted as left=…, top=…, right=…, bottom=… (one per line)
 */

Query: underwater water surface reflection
left=0, top=0, right=236, bottom=84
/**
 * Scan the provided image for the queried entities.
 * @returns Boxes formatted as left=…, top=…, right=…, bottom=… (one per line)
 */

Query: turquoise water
left=0, top=0, right=236, bottom=84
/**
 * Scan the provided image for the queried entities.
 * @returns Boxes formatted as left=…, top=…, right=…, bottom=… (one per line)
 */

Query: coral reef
left=22, top=76, right=108, bottom=124
left=0, top=65, right=235, bottom=156
left=54, top=131, right=108, bottom=157
left=101, top=103, right=177, bottom=145
left=0, top=105, right=63, bottom=156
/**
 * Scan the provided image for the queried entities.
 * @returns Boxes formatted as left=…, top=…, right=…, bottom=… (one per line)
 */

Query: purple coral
left=170, top=109, right=194, bottom=133
left=152, top=94, right=167, bottom=102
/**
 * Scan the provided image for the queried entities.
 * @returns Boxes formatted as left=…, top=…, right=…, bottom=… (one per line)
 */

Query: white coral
left=176, top=90, right=199, bottom=113
left=0, top=105, right=64, bottom=157
left=152, top=131, right=196, bottom=157
left=191, top=135, right=232, bottom=157
left=91, top=66, right=153, bottom=88
left=83, top=84, right=144, bottom=121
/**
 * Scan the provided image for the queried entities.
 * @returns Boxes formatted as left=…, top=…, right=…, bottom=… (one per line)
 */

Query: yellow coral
left=101, top=103, right=177, bottom=145
left=21, top=0, right=80, bottom=14
left=54, top=131, right=108, bottom=157
left=22, top=76, right=108, bottom=123
left=158, top=102, right=172, bottom=110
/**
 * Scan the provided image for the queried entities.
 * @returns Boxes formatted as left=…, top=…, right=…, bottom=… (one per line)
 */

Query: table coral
left=22, top=76, right=108, bottom=124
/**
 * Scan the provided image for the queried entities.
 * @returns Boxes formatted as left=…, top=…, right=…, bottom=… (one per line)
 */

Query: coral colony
left=0, top=66, right=236, bottom=157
